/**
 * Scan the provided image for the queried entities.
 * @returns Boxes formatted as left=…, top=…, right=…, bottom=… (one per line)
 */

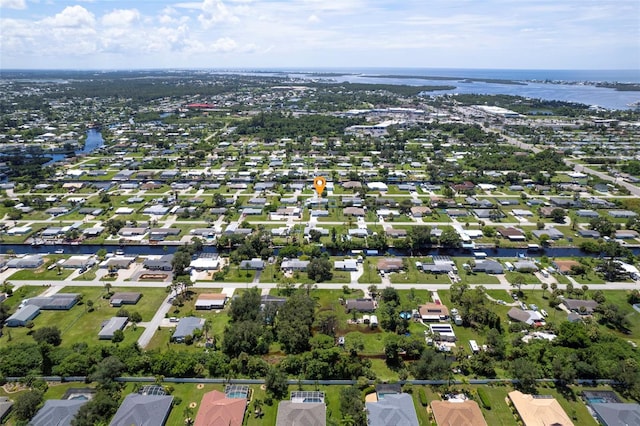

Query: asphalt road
left=137, top=293, right=174, bottom=348
left=10, top=278, right=639, bottom=291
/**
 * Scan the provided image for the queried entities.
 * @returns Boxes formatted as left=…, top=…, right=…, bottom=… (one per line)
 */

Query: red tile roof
left=194, top=390, right=247, bottom=426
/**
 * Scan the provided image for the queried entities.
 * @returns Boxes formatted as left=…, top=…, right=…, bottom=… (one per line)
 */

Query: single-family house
left=6, top=255, right=44, bottom=269
left=472, top=260, right=504, bottom=274
left=109, top=394, right=173, bottom=426
left=143, top=254, right=174, bottom=271
left=507, top=308, right=544, bottom=326
left=418, top=303, right=450, bottom=322
left=533, top=228, right=564, bottom=240
left=239, top=258, right=265, bottom=270
left=190, top=254, right=220, bottom=271
left=194, top=390, right=247, bottom=426
left=115, top=207, right=135, bottom=215
left=195, top=293, right=227, bottom=310
left=549, top=197, right=580, bottom=208
left=512, top=209, right=534, bottom=217
left=142, top=204, right=171, bottom=216
left=102, top=256, right=136, bottom=270
left=562, top=298, right=598, bottom=315
left=345, top=298, right=376, bottom=313
left=609, top=210, right=637, bottom=219
left=46, top=207, right=70, bottom=216
left=513, top=260, right=538, bottom=272
left=5, top=305, right=40, bottom=327
left=83, top=226, right=105, bottom=237
left=110, top=292, right=142, bottom=306
left=431, top=400, right=488, bottom=426
left=410, top=206, right=432, bottom=218
left=385, top=228, right=408, bottom=238
left=276, top=401, right=326, bottom=426
left=539, top=206, right=564, bottom=218
left=99, top=317, right=129, bottom=340
left=578, top=229, right=600, bottom=238
left=498, top=227, right=526, bottom=241
left=589, top=403, right=640, bottom=426
left=281, top=259, right=310, bottom=271
left=343, top=207, right=366, bottom=217
left=334, top=259, right=358, bottom=271
left=172, top=317, right=205, bottom=342
left=342, top=181, right=362, bottom=189
left=615, top=230, right=639, bottom=239
left=26, top=294, right=79, bottom=310
left=62, top=255, right=96, bottom=269
left=119, top=227, right=148, bottom=237
left=30, top=399, right=88, bottom=426
left=508, top=391, right=574, bottom=426
left=366, top=393, right=419, bottom=426
left=576, top=209, right=600, bottom=218
left=420, top=256, right=456, bottom=274
left=377, top=258, right=404, bottom=272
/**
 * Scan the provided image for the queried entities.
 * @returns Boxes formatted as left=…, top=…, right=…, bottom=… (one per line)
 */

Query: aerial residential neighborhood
left=0, top=68, right=639, bottom=426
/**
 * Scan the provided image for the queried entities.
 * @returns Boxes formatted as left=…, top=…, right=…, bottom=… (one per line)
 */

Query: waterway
left=278, top=67, right=640, bottom=110
left=45, top=129, right=104, bottom=164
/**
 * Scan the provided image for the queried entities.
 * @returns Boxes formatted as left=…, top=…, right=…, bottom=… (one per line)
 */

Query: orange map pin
left=313, top=176, right=327, bottom=195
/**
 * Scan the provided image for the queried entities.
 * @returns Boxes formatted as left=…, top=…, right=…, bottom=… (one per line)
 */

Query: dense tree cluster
left=235, top=112, right=365, bottom=141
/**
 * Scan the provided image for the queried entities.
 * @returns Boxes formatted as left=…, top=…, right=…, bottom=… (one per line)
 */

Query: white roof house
left=190, top=257, right=220, bottom=271
left=115, top=207, right=135, bottom=215
left=367, top=182, right=389, bottom=191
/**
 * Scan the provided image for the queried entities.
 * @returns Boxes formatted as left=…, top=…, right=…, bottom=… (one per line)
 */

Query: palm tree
left=183, top=406, right=194, bottom=425
left=511, top=274, right=526, bottom=295
left=541, top=282, right=549, bottom=299
left=203, top=319, right=212, bottom=340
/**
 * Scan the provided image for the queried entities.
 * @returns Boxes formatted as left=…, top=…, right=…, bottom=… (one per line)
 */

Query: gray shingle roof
left=276, top=401, right=326, bottom=426
left=366, top=394, right=419, bottom=426
left=109, top=394, right=173, bottom=426
left=30, top=399, right=87, bottom=426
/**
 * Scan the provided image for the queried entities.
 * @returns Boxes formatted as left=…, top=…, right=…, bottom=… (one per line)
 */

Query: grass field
left=0, top=285, right=167, bottom=348
left=8, top=264, right=74, bottom=281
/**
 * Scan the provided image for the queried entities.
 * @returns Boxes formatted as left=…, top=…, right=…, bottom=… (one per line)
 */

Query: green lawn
left=505, top=271, right=541, bottom=285
left=8, top=265, right=74, bottom=281
left=571, top=273, right=606, bottom=285
left=358, top=260, right=382, bottom=284
left=0, top=286, right=167, bottom=348
left=73, top=265, right=98, bottom=281
left=1, top=285, right=48, bottom=311
left=459, top=271, right=501, bottom=285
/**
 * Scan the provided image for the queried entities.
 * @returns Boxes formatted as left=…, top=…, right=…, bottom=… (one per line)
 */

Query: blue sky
left=1, top=0, right=639, bottom=70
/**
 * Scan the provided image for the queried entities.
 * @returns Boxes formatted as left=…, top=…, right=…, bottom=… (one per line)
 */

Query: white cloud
left=0, top=0, right=26, bottom=9
left=308, top=14, right=320, bottom=23
left=101, top=9, right=140, bottom=27
left=198, top=0, right=239, bottom=27
left=41, top=5, right=95, bottom=28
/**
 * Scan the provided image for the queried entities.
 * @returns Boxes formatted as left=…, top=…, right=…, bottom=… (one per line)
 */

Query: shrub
left=477, top=388, right=491, bottom=410
left=418, top=388, right=428, bottom=406
left=361, top=386, right=376, bottom=399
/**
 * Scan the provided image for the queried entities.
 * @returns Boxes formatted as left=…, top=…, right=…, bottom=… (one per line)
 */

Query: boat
left=527, top=244, right=540, bottom=251
left=54, top=249, right=64, bottom=254
left=115, top=249, right=124, bottom=255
